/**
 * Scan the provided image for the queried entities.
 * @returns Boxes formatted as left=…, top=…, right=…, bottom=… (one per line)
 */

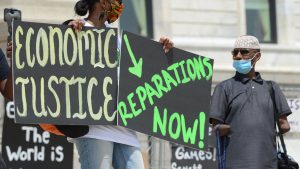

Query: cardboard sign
left=12, top=21, right=215, bottom=150
left=287, top=98, right=300, bottom=132
left=2, top=101, right=73, bottom=169
left=118, top=31, right=214, bottom=150
left=171, top=144, right=217, bottom=169
left=13, top=21, right=118, bottom=125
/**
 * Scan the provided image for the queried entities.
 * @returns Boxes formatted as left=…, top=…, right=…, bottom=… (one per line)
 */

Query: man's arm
left=0, top=79, right=7, bottom=96
left=0, top=47, right=11, bottom=100
left=3, top=69, right=13, bottom=100
left=3, top=42, right=13, bottom=100
left=279, top=115, right=290, bottom=134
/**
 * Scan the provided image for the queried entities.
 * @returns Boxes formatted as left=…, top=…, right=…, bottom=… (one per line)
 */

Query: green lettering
left=181, top=114, right=198, bottom=144
left=153, top=106, right=167, bottom=136
left=193, top=57, right=206, bottom=80
left=167, top=63, right=181, bottom=84
left=136, top=86, right=147, bottom=111
left=203, top=57, right=213, bottom=80
left=186, top=58, right=197, bottom=81
left=169, top=112, right=181, bottom=139
left=145, top=82, right=159, bottom=106
left=198, top=112, right=206, bottom=149
left=127, top=92, right=142, bottom=117
left=118, top=101, right=133, bottom=126
left=151, top=74, right=168, bottom=98
left=178, top=60, right=190, bottom=83
left=161, top=70, right=178, bottom=91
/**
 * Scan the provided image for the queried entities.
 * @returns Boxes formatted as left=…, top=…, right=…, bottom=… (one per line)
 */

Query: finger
left=159, top=36, right=166, bottom=44
left=163, top=38, right=169, bottom=47
left=6, top=51, right=12, bottom=58
left=7, top=44, right=12, bottom=50
left=74, top=21, right=80, bottom=32
left=166, top=42, right=173, bottom=50
left=163, top=39, right=172, bottom=53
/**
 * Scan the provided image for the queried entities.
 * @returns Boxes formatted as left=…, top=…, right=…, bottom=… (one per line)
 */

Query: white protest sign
left=287, top=98, right=300, bottom=132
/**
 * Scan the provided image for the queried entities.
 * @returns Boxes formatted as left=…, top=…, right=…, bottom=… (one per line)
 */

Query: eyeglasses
left=231, top=49, right=250, bottom=56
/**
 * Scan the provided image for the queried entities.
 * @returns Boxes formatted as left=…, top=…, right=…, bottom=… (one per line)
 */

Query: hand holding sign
left=159, top=36, right=174, bottom=53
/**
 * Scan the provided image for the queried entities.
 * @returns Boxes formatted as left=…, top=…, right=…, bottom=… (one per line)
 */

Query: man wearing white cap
left=209, top=35, right=291, bottom=168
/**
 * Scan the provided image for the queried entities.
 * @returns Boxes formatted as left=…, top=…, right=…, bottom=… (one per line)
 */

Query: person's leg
left=74, top=138, right=114, bottom=169
left=112, top=143, right=145, bottom=169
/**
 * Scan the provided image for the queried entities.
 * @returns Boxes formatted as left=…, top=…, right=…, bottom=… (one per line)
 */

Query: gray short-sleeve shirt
left=210, top=72, right=291, bottom=169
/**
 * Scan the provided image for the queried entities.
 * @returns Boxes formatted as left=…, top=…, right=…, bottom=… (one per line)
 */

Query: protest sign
left=12, top=21, right=215, bottom=150
left=13, top=21, right=118, bottom=125
left=171, top=144, right=217, bottom=169
left=287, top=98, right=300, bottom=132
left=118, top=31, right=214, bottom=150
left=2, top=101, right=73, bottom=169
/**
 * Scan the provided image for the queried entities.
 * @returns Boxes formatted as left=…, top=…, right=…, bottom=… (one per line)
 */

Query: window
left=245, top=0, right=277, bottom=43
left=119, top=0, right=153, bottom=38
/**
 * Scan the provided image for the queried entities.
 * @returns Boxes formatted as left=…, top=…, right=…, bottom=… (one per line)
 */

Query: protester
left=0, top=47, right=12, bottom=169
left=209, top=35, right=291, bottom=169
left=69, top=0, right=174, bottom=169
left=4, top=1, right=173, bottom=168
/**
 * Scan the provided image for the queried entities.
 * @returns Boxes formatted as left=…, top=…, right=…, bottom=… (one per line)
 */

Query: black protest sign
left=13, top=21, right=118, bottom=125
left=118, top=31, right=214, bottom=150
left=171, top=144, right=217, bottom=169
left=2, top=101, right=73, bottom=169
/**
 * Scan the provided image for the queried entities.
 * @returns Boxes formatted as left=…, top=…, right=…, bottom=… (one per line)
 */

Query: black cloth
left=0, top=49, right=9, bottom=81
left=210, top=72, right=292, bottom=169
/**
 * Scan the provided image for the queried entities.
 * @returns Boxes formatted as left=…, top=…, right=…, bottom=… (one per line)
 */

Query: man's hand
left=159, top=36, right=174, bottom=53
left=214, top=124, right=231, bottom=137
left=211, top=119, right=231, bottom=136
left=279, top=115, right=290, bottom=134
left=6, top=41, right=12, bottom=58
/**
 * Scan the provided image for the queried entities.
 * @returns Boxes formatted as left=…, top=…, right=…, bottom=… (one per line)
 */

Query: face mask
left=107, top=0, right=124, bottom=23
left=233, top=54, right=257, bottom=74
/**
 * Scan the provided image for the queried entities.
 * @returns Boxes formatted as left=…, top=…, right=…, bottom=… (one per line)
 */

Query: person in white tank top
left=71, top=0, right=174, bottom=169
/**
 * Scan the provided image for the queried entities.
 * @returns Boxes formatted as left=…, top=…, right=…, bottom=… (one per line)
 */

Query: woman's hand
left=159, top=36, right=174, bottom=53
left=68, top=19, right=85, bottom=32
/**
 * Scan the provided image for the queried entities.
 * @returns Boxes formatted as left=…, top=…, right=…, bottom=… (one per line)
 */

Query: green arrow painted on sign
left=123, top=34, right=143, bottom=78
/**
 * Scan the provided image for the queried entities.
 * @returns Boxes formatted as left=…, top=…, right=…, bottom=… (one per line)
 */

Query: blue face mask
left=233, top=55, right=256, bottom=74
